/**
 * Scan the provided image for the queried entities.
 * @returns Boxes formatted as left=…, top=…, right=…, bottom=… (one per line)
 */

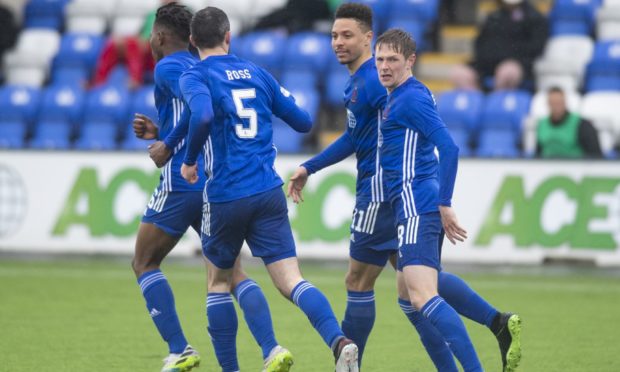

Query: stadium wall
left=1, top=152, right=619, bottom=267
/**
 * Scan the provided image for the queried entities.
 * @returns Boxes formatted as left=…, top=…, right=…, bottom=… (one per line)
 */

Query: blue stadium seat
left=389, top=0, right=439, bottom=23
left=130, top=85, right=157, bottom=120
left=0, top=86, right=41, bottom=126
left=0, top=122, right=26, bottom=149
left=30, top=121, right=72, bottom=149
left=437, top=90, right=484, bottom=156
left=50, top=67, right=89, bottom=87
left=237, top=31, right=287, bottom=74
left=121, top=132, right=153, bottom=151
left=283, top=32, right=332, bottom=75
left=290, top=88, right=320, bottom=121
left=347, top=0, right=392, bottom=34
left=476, top=128, right=521, bottom=158
left=281, top=70, right=318, bottom=91
left=39, top=85, right=85, bottom=124
left=75, top=121, right=118, bottom=150
left=385, top=18, right=427, bottom=52
left=24, top=0, right=69, bottom=30
left=585, top=41, right=620, bottom=92
left=324, top=68, right=350, bottom=108
left=476, top=90, right=531, bottom=157
left=52, top=33, right=105, bottom=76
left=549, top=0, right=599, bottom=36
left=83, top=85, right=130, bottom=127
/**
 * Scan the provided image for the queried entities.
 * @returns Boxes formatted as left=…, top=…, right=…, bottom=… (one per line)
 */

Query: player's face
left=331, top=18, right=372, bottom=66
left=548, top=91, right=567, bottom=121
left=375, top=43, right=415, bottom=92
left=149, top=26, right=164, bottom=62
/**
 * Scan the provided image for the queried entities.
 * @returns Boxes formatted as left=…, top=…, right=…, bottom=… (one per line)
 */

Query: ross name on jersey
left=226, top=69, right=252, bottom=80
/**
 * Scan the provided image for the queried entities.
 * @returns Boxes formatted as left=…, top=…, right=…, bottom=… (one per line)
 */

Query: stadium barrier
left=1, top=151, right=619, bottom=267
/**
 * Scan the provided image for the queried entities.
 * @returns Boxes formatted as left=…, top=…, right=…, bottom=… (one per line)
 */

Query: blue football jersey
left=344, top=58, right=388, bottom=202
left=154, top=50, right=205, bottom=192
left=180, top=54, right=311, bottom=202
left=380, top=77, right=448, bottom=220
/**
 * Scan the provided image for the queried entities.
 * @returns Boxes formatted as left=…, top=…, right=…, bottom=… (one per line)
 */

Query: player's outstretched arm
left=133, top=113, right=158, bottom=139
left=439, top=205, right=467, bottom=245
left=288, top=166, right=309, bottom=203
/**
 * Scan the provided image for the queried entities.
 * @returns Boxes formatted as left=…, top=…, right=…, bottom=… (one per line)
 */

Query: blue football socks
left=342, top=290, right=375, bottom=365
left=290, top=280, right=344, bottom=349
left=233, top=279, right=278, bottom=359
left=439, top=271, right=499, bottom=328
left=138, top=269, right=187, bottom=354
left=207, top=292, right=239, bottom=372
left=421, top=296, right=483, bottom=372
left=398, top=298, right=458, bottom=372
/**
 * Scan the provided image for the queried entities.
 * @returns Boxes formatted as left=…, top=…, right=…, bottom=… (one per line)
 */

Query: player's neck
left=346, top=50, right=373, bottom=75
left=162, top=44, right=188, bottom=58
left=197, top=45, right=228, bottom=61
left=388, top=73, right=412, bottom=94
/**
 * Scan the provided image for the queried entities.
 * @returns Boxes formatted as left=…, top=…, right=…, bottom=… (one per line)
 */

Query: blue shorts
left=349, top=201, right=398, bottom=267
left=396, top=212, right=444, bottom=271
left=201, top=186, right=297, bottom=269
left=142, top=188, right=203, bottom=238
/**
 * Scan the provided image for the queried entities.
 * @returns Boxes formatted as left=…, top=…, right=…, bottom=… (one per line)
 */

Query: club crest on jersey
left=382, top=104, right=390, bottom=120
left=350, top=86, right=358, bottom=103
left=347, top=109, right=357, bottom=128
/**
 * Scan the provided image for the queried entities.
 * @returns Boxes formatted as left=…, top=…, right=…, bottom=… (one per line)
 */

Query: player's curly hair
left=154, top=2, right=192, bottom=42
left=335, top=3, right=373, bottom=32
left=375, top=28, right=417, bottom=58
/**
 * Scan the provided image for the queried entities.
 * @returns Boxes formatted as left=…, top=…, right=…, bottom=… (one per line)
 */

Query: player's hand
left=439, top=205, right=467, bottom=245
left=181, top=163, right=198, bottom=184
left=148, top=141, right=172, bottom=168
left=287, top=166, right=309, bottom=203
left=133, top=113, right=158, bottom=140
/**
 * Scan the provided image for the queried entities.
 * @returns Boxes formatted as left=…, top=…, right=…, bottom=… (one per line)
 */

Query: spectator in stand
left=0, top=3, right=18, bottom=72
left=253, top=0, right=333, bottom=33
left=449, top=64, right=480, bottom=91
left=474, top=0, right=547, bottom=91
left=536, top=87, right=603, bottom=159
left=494, top=59, right=523, bottom=91
left=92, top=0, right=175, bottom=89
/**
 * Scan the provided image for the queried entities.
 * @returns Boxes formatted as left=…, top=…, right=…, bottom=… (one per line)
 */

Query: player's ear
left=224, top=31, right=231, bottom=48
left=365, top=30, right=373, bottom=47
left=407, top=53, right=416, bottom=69
left=189, top=34, right=197, bottom=48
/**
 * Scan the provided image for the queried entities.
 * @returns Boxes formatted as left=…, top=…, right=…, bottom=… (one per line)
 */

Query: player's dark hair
left=375, top=28, right=416, bottom=58
left=335, top=3, right=373, bottom=32
left=154, top=2, right=192, bottom=42
left=548, top=86, right=564, bottom=95
left=191, top=6, right=230, bottom=49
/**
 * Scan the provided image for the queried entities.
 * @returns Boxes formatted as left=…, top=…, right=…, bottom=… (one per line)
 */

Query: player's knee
left=345, top=270, right=374, bottom=291
left=131, top=255, right=160, bottom=277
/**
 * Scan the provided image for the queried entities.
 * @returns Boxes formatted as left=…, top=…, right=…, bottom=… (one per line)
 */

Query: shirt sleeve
left=264, top=70, right=313, bottom=133
left=578, top=119, right=604, bottom=158
left=163, top=107, right=189, bottom=150
left=154, top=60, right=185, bottom=99
left=405, top=89, right=446, bottom=139
left=302, top=131, right=355, bottom=174
left=179, top=70, right=213, bottom=165
left=427, top=126, right=459, bottom=207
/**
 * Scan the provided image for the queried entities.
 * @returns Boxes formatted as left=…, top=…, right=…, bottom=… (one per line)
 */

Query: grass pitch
left=1, top=257, right=619, bottom=371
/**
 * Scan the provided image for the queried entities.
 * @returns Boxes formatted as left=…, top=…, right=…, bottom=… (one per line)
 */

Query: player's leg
left=191, top=211, right=284, bottom=367
left=249, top=187, right=358, bottom=371
left=135, top=191, right=202, bottom=372
left=342, top=257, right=382, bottom=365
left=202, top=198, right=250, bottom=372
left=343, top=201, right=396, bottom=365
left=230, top=260, right=292, bottom=371
left=395, top=267, right=457, bottom=372
left=399, top=214, right=482, bottom=372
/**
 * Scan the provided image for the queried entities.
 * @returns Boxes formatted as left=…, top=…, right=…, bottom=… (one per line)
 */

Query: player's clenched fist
left=181, top=163, right=198, bottom=184
left=133, top=113, right=158, bottom=140
left=287, top=166, right=309, bottom=203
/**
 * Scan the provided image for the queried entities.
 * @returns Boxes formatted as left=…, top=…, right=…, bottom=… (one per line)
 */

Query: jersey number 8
left=232, top=88, right=257, bottom=139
